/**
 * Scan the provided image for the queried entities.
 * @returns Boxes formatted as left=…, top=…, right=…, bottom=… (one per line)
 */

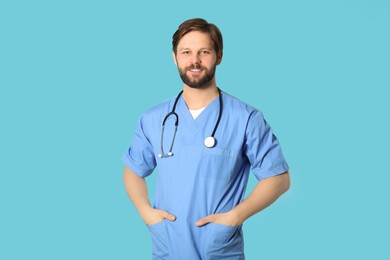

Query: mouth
left=187, top=65, right=204, bottom=75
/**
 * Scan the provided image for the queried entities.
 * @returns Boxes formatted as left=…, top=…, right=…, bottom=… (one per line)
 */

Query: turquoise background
left=1, top=0, right=389, bottom=259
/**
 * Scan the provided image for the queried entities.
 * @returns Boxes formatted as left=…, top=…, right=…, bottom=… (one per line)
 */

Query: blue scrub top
left=123, top=91, right=289, bottom=260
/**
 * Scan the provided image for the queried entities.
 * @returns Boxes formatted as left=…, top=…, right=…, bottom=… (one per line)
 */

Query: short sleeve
left=245, top=110, right=289, bottom=181
left=122, top=116, right=156, bottom=178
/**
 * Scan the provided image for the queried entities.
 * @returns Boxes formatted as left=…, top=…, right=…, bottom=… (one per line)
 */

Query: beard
left=178, top=63, right=217, bottom=89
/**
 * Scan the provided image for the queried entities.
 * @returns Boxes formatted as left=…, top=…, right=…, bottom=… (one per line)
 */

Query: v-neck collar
left=177, top=94, right=221, bottom=129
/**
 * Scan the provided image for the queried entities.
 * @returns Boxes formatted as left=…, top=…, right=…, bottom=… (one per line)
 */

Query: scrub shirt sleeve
left=245, top=110, right=289, bottom=181
left=122, top=116, right=156, bottom=178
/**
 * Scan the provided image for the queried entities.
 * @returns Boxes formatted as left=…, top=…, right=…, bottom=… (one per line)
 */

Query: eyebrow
left=178, top=47, right=213, bottom=51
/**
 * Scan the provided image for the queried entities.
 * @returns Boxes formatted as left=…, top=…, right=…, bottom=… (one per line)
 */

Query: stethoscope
left=158, top=88, right=223, bottom=158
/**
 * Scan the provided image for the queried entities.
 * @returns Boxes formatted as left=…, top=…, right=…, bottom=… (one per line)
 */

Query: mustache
left=186, top=64, right=207, bottom=71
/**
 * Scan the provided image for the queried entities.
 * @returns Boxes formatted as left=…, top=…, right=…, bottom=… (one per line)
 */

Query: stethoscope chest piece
left=204, top=136, right=216, bottom=148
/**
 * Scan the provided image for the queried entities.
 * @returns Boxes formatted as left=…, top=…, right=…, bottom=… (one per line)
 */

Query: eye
left=182, top=51, right=190, bottom=55
left=201, top=50, right=210, bottom=55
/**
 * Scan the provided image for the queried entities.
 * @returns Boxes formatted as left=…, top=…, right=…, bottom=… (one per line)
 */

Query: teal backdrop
left=1, top=0, right=389, bottom=259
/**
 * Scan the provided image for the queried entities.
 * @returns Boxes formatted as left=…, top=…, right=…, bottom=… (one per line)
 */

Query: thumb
left=160, top=210, right=176, bottom=221
left=195, top=214, right=215, bottom=227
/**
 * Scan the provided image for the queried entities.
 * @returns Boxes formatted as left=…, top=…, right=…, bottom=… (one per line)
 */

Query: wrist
left=138, top=205, right=154, bottom=217
left=229, top=209, right=244, bottom=226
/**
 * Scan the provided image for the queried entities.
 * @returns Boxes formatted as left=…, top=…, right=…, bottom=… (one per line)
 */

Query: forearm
left=123, top=166, right=176, bottom=225
left=123, top=166, right=153, bottom=218
left=231, top=171, right=290, bottom=224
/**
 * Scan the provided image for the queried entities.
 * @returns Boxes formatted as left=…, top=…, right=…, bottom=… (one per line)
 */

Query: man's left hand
left=195, top=211, right=242, bottom=227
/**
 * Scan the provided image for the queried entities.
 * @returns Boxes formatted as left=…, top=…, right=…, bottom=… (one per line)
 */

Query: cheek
left=204, top=61, right=218, bottom=70
left=204, top=56, right=218, bottom=65
left=176, top=58, right=188, bottom=68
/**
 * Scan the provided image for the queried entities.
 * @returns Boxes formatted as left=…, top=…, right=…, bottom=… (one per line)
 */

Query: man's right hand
left=141, top=207, right=176, bottom=226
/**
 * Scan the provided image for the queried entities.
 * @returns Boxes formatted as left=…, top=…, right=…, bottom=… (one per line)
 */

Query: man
left=123, top=18, right=290, bottom=259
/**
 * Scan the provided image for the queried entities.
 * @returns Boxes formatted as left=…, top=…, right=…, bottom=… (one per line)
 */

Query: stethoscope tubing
left=159, top=88, right=222, bottom=158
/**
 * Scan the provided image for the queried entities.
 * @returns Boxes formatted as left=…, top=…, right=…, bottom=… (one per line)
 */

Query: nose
left=190, top=53, right=202, bottom=64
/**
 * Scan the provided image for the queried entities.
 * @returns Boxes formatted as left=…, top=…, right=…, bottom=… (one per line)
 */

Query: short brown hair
left=172, top=18, right=223, bottom=55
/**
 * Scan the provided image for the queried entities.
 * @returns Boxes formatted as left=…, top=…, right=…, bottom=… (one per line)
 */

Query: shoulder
left=222, top=91, right=263, bottom=119
left=139, top=96, right=176, bottom=122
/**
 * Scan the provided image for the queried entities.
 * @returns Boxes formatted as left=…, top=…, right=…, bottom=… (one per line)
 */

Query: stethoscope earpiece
left=159, top=88, right=223, bottom=158
left=158, top=153, right=173, bottom=158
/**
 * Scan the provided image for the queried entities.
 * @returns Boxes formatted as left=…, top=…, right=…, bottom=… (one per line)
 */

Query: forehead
left=177, top=31, right=213, bottom=50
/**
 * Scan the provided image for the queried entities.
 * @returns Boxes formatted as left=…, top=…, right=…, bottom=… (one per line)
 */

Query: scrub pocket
left=205, top=223, right=244, bottom=259
left=147, top=221, right=169, bottom=259
left=201, top=147, right=234, bottom=181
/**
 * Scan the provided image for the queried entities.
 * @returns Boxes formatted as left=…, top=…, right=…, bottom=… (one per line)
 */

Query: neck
left=182, top=83, right=219, bottom=110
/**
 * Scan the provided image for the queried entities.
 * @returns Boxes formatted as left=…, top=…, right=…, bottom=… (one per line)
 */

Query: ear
left=172, top=51, right=178, bottom=65
left=216, top=51, right=223, bottom=65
